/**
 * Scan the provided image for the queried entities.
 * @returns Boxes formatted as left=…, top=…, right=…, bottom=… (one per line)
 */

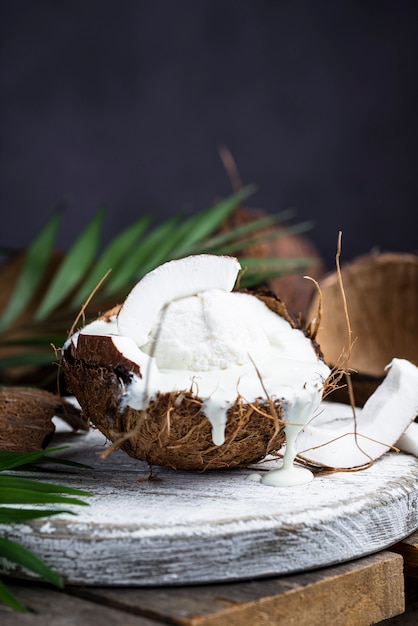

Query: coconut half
left=63, top=254, right=330, bottom=471
left=396, top=422, right=418, bottom=457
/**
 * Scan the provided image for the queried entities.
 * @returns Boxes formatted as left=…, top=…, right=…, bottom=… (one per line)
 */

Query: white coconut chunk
left=117, top=255, right=241, bottom=347
left=396, top=422, right=418, bottom=457
left=296, top=358, right=418, bottom=468
left=140, top=290, right=270, bottom=371
left=141, top=290, right=321, bottom=372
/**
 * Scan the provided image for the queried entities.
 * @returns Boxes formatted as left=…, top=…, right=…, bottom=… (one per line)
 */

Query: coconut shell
left=307, top=252, right=418, bottom=406
left=0, top=387, right=87, bottom=452
left=61, top=291, right=323, bottom=471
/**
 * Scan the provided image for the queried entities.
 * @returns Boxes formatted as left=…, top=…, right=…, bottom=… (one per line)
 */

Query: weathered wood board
left=2, top=405, right=418, bottom=586
left=0, top=551, right=406, bottom=626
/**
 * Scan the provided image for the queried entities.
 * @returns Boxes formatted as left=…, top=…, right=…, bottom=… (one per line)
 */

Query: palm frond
left=103, top=213, right=184, bottom=295
left=0, top=447, right=91, bottom=472
left=72, top=214, right=151, bottom=307
left=34, top=208, right=105, bottom=321
left=198, top=208, right=296, bottom=252
left=0, top=578, right=27, bottom=612
left=238, top=256, right=316, bottom=289
left=0, top=209, right=61, bottom=332
left=0, top=448, right=91, bottom=611
left=208, top=220, right=313, bottom=256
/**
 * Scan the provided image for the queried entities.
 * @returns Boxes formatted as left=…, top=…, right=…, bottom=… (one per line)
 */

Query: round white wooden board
left=2, top=403, right=418, bottom=586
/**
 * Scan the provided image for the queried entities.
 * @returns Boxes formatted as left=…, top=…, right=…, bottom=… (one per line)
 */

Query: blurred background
left=1, top=0, right=417, bottom=271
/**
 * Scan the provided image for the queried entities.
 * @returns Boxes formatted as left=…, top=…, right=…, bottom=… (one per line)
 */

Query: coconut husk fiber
left=307, top=252, right=418, bottom=406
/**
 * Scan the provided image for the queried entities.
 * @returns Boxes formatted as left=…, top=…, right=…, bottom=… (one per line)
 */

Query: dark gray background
left=1, top=0, right=417, bottom=270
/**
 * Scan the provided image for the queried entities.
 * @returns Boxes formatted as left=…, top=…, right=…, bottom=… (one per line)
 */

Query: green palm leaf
left=0, top=450, right=51, bottom=472
left=168, top=185, right=256, bottom=259
left=211, top=220, right=313, bottom=256
left=103, top=213, right=183, bottom=295
left=34, top=208, right=105, bottom=321
left=0, top=352, right=58, bottom=369
left=0, top=579, right=26, bottom=612
left=0, top=508, right=75, bottom=524
left=0, top=488, right=89, bottom=506
left=0, top=448, right=90, bottom=472
left=238, top=256, right=314, bottom=288
left=0, top=537, right=63, bottom=588
left=71, top=214, right=151, bottom=307
left=0, top=209, right=61, bottom=332
left=0, top=448, right=91, bottom=611
left=199, top=208, right=296, bottom=252
left=0, top=475, right=91, bottom=497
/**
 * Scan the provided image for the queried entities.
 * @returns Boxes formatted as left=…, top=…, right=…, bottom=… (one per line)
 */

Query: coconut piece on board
left=307, top=252, right=418, bottom=406
left=296, top=358, right=418, bottom=468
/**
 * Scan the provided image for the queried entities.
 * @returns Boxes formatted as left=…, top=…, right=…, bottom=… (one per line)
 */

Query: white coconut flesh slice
left=296, top=358, right=418, bottom=469
left=116, top=254, right=242, bottom=347
left=67, top=254, right=331, bottom=481
left=396, top=422, right=418, bottom=457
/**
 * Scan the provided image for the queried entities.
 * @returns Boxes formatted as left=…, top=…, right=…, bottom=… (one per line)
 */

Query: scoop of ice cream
left=140, top=289, right=271, bottom=371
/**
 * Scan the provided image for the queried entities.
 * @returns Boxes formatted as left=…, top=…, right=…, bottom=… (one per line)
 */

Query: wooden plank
left=0, top=580, right=162, bottom=626
left=377, top=576, right=418, bottom=625
left=2, top=421, right=418, bottom=586
left=391, top=530, right=418, bottom=578
left=69, top=551, right=405, bottom=626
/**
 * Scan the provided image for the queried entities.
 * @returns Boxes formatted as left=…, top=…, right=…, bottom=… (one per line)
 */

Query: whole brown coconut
left=307, top=252, right=418, bottom=406
left=62, top=255, right=328, bottom=471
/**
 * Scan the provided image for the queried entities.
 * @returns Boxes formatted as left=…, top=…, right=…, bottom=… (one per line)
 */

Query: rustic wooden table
left=1, top=530, right=417, bottom=626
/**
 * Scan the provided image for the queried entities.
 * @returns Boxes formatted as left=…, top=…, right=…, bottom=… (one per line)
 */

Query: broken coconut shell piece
left=307, top=252, right=418, bottom=406
left=63, top=254, right=330, bottom=471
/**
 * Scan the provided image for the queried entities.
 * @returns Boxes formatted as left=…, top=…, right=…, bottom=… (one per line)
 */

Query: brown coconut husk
left=0, top=386, right=87, bottom=452
left=62, top=291, right=322, bottom=471
left=307, top=252, right=418, bottom=406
